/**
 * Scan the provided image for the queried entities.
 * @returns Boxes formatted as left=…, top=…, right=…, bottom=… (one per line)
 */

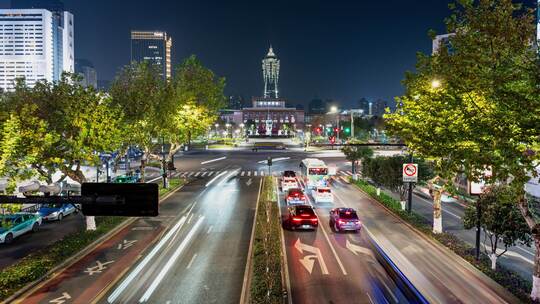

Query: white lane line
left=241, top=171, right=245, bottom=176
left=247, top=171, right=251, bottom=177
left=201, top=156, right=227, bottom=165
left=515, top=246, right=535, bottom=257
left=303, top=186, right=348, bottom=276
left=218, top=169, right=240, bottom=186
left=207, top=171, right=214, bottom=177
left=366, top=293, right=374, bottom=304
left=414, top=194, right=462, bottom=219
left=194, top=172, right=201, bottom=177
left=188, top=172, right=195, bottom=177
left=205, top=171, right=228, bottom=187
left=107, top=216, right=188, bottom=303
left=146, top=176, right=161, bottom=183
left=254, top=171, right=258, bottom=177
left=257, top=157, right=290, bottom=164
left=186, top=253, right=198, bottom=269
left=274, top=178, right=293, bottom=304
left=201, top=172, right=207, bottom=177
left=139, top=216, right=205, bottom=303
left=207, top=225, right=213, bottom=234
left=187, top=213, right=194, bottom=224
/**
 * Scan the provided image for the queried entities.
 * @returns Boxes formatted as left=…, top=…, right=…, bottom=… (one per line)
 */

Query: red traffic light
left=334, top=128, right=339, bottom=132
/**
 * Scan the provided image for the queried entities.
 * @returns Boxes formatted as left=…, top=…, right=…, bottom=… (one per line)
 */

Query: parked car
left=0, top=213, right=42, bottom=244
left=329, top=208, right=361, bottom=232
left=38, top=203, right=77, bottom=221
left=284, top=205, right=318, bottom=230
left=311, top=187, right=333, bottom=203
left=286, top=188, right=306, bottom=205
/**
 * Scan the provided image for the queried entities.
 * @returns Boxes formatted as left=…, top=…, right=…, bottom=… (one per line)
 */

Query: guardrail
left=368, top=235, right=429, bottom=304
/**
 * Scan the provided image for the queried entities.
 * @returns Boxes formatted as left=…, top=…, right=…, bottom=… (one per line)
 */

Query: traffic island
left=0, top=177, right=185, bottom=302
left=351, top=178, right=531, bottom=303
left=247, top=176, right=284, bottom=304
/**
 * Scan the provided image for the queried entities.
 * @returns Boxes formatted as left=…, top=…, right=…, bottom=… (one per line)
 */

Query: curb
left=3, top=180, right=186, bottom=304
left=351, top=181, right=520, bottom=303
left=239, top=177, right=263, bottom=304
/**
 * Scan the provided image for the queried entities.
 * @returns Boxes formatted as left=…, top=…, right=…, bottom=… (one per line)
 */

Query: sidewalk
left=334, top=182, right=519, bottom=303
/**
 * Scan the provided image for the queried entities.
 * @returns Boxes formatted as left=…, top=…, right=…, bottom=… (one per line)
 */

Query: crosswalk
left=146, top=170, right=355, bottom=179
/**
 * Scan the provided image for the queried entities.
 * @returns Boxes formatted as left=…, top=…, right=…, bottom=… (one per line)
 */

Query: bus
left=299, top=158, right=329, bottom=189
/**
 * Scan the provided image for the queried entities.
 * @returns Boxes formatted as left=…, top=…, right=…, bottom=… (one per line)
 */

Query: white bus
left=299, top=158, right=329, bottom=189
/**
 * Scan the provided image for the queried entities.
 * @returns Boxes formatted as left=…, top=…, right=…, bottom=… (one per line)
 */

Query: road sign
left=403, top=163, right=418, bottom=183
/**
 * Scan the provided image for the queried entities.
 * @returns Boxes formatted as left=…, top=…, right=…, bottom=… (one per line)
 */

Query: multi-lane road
left=5, top=147, right=523, bottom=303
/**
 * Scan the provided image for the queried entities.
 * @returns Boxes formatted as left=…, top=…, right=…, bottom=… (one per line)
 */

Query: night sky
left=3, top=0, right=537, bottom=107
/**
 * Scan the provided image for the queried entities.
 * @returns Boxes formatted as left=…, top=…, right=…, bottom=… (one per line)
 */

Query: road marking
left=260, top=171, right=265, bottom=176
left=201, top=172, right=207, bottom=177
left=345, top=239, right=374, bottom=258
left=186, top=253, right=198, bottom=269
left=84, top=260, right=114, bottom=275
left=146, top=176, right=161, bottom=183
left=346, top=171, right=352, bottom=175
left=194, top=172, right=201, bottom=177
left=241, top=171, right=245, bottom=176
left=294, top=238, right=329, bottom=275
left=117, top=240, right=137, bottom=250
left=187, top=213, right=194, bottom=224
left=254, top=171, right=258, bottom=176
left=257, top=157, right=290, bottom=164
left=274, top=177, right=293, bottom=304
left=247, top=171, right=251, bottom=177
left=131, top=226, right=155, bottom=231
left=187, top=172, right=194, bottom=177
left=414, top=194, right=462, bottom=219
left=207, top=171, right=214, bottom=177
left=107, top=216, right=187, bottom=303
left=366, top=293, right=374, bottom=304
left=218, top=169, right=240, bottom=186
left=49, top=292, right=71, bottom=304
left=182, top=172, right=189, bottom=177
left=207, top=225, right=213, bottom=234
left=246, top=178, right=253, bottom=186
left=139, top=216, right=205, bottom=303
left=201, top=156, right=227, bottom=165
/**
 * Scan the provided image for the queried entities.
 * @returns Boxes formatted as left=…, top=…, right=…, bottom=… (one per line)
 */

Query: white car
left=312, top=187, right=333, bottom=203
left=281, top=177, right=299, bottom=192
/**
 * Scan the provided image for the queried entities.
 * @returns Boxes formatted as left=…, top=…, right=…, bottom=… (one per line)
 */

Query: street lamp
left=225, top=123, right=231, bottom=138
left=214, top=123, right=219, bottom=138
left=431, top=79, right=441, bottom=88
left=327, top=106, right=340, bottom=143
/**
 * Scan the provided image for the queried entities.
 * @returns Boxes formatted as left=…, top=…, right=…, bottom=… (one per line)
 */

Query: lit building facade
left=262, top=46, right=279, bottom=98
left=131, top=31, right=172, bottom=80
left=0, top=8, right=74, bottom=90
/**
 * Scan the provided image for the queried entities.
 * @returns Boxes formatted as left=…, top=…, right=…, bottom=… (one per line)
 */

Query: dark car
left=284, top=205, right=318, bottom=230
left=286, top=188, right=306, bottom=205
left=329, top=208, right=361, bottom=232
left=283, top=170, right=296, bottom=178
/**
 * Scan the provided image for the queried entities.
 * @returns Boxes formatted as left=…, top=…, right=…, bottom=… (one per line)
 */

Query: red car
left=285, top=205, right=318, bottom=230
left=286, top=188, right=306, bottom=205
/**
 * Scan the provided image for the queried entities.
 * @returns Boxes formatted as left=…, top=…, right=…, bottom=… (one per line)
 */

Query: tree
left=0, top=74, right=123, bottom=229
left=385, top=0, right=540, bottom=297
left=110, top=62, right=169, bottom=181
left=166, top=56, right=226, bottom=158
left=341, top=146, right=373, bottom=175
left=463, top=185, right=532, bottom=270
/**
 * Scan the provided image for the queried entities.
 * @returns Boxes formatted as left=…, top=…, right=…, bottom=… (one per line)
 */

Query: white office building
left=0, top=9, right=74, bottom=91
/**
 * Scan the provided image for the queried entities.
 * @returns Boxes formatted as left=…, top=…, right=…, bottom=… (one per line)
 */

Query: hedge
left=353, top=179, right=532, bottom=303
left=0, top=177, right=185, bottom=301
left=250, top=176, right=283, bottom=304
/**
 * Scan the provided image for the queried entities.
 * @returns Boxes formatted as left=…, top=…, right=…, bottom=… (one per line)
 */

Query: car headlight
left=50, top=212, right=58, bottom=216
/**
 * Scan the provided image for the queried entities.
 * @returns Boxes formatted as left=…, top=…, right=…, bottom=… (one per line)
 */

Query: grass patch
left=0, top=177, right=185, bottom=301
left=250, top=176, right=283, bottom=304
left=352, top=179, right=532, bottom=303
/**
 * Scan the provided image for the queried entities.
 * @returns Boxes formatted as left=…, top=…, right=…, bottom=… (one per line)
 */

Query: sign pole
left=407, top=154, right=413, bottom=213
left=476, top=198, right=481, bottom=260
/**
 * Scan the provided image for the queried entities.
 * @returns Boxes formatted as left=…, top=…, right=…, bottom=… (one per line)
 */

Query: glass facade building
left=130, top=31, right=172, bottom=80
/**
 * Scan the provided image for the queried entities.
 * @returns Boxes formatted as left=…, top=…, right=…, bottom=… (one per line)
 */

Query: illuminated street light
left=431, top=79, right=441, bottom=88
left=330, top=106, right=338, bottom=113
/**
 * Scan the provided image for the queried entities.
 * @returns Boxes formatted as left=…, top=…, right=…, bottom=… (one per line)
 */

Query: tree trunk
left=86, top=216, right=96, bottom=231
left=532, top=233, right=540, bottom=301
left=61, top=165, right=97, bottom=231
left=432, top=188, right=443, bottom=234
left=489, top=253, right=497, bottom=270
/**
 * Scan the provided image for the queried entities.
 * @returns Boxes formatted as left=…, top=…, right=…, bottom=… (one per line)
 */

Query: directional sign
left=294, top=238, right=329, bottom=275
left=49, top=292, right=71, bottom=304
left=346, top=239, right=374, bottom=258
left=402, top=163, right=418, bottom=183
left=246, top=178, right=253, bottom=186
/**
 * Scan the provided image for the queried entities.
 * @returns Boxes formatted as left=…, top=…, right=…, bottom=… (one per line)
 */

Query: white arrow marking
left=294, top=238, right=329, bottom=275
left=117, top=239, right=138, bottom=250
left=346, top=239, right=374, bottom=258
left=246, top=178, right=252, bottom=186
left=49, top=292, right=71, bottom=304
left=84, top=260, right=114, bottom=275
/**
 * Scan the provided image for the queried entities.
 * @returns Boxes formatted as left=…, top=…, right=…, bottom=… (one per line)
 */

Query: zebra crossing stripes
left=160, top=169, right=355, bottom=179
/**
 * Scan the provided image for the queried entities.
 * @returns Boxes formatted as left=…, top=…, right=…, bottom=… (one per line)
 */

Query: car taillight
left=311, top=218, right=318, bottom=222
left=338, top=220, right=344, bottom=224
left=292, top=217, right=303, bottom=222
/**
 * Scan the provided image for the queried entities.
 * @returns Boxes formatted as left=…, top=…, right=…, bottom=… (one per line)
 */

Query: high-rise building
left=75, top=59, right=97, bottom=89
left=308, top=98, right=327, bottom=114
left=0, top=7, right=74, bottom=90
left=262, top=46, right=279, bottom=98
left=131, top=31, right=172, bottom=80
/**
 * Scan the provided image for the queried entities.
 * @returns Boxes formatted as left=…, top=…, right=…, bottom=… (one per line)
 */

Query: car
left=286, top=188, right=306, bottom=205
left=311, top=187, right=333, bottom=203
left=285, top=205, right=318, bottom=230
left=283, top=170, right=296, bottom=178
left=329, top=208, right=361, bottom=232
left=38, top=203, right=77, bottom=221
left=0, top=212, right=42, bottom=244
left=281, top=171, right=298, bottom=192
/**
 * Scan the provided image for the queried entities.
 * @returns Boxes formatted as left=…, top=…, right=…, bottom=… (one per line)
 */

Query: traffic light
left=344, top=127, right=351, bottom=134
left=334, top=128, right=339, bottom=132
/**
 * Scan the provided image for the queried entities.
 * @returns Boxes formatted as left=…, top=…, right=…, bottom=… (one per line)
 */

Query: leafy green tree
left=463, top=185, right=532, bottom=270
left=0, top=74, right=123, bottom=229
left=110, top=62, right=169, bottom=181
left=385, top=0, right=540, bottom=297
left=341, top=146, right=373, bottom=175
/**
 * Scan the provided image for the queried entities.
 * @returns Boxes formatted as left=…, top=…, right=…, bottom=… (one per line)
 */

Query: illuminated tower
left=262, top=46, right=280, bottom=98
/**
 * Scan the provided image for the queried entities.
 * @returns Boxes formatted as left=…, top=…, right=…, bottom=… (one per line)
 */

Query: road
left=279, top=178, right=410, bottom=304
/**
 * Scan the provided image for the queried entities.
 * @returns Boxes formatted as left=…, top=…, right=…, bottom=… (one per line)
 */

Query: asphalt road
left=280, top=177, right=409, bottom=304
left=101, top=169, right=260, bottom=304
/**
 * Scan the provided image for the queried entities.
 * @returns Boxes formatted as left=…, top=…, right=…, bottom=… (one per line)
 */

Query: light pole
left=161, top=136, right=168, bottom=189
left=239, top=123, right=245, bottom=138
left=329, top=106, right=340, bottom=142
left=225, top=123, right=231, bottom=138
left=214, top=123, right=219, bottom=138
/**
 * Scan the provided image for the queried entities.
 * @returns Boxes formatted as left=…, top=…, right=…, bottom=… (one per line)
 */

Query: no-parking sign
left=403, top=163, right=418, bottom=183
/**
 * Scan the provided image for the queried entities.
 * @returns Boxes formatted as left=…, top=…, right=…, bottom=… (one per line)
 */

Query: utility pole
left=161, top=136, right=168, bottom=189
left=350, top=111, right=354, bottom=140
left=407, top=153, right=413, bottom=213
left=475, top=198, right=481, bottom=260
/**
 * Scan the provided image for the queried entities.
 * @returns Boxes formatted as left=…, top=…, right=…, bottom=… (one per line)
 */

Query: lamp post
left=239, top=123, right=245, bottom=138
left=225, top=123, right=231, bottom=138
left=329, top=106, right=340, bottom=143
left=161, top=136, right=168, bottom=189
left=214, top=123, right=219, bottom=138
